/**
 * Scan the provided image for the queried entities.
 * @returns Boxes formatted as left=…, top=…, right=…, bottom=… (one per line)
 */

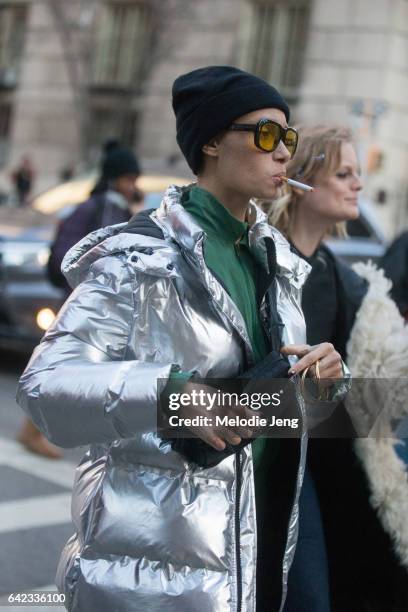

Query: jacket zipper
left=235, top=452, right=242, bottom=612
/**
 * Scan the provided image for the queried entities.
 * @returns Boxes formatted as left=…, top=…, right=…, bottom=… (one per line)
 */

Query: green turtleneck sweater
left=183, top=186, right=269, bottom=361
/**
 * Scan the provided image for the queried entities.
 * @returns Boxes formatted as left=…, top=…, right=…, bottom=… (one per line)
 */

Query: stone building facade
left=0, top=0, right=407, bottom=236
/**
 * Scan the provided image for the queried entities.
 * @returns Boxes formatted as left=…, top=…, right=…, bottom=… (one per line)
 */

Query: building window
left=87, top=105, right=138, bottom=162
left=0, top=4, right=27, bottom=88
left=91, top=1, right=152, bottom=89
left=0, top=102, right=12, bottom=166
left=239, top=0, right=310, bottom=100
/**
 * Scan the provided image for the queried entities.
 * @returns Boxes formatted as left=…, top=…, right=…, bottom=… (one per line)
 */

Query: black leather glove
left=170, top=350, right=291, bottom=468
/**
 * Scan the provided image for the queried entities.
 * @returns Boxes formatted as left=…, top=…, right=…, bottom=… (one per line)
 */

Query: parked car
left=0, top=174, right=189, bottom=351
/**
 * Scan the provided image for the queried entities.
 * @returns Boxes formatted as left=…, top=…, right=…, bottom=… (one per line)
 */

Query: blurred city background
left=0, top=0, right=407, bottom=234
left=0, top=0, right=407, bottom=608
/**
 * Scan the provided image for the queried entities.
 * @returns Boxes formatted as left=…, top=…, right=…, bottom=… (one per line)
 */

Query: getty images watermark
left=166, top=388, right=300, bottom=431
left=158, top=376, right=408, bottom=440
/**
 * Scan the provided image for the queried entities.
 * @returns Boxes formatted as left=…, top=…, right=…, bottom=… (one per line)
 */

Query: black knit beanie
left=172, top=66, right=290, bottom=174
left=102, top=147, right=140, bottom=180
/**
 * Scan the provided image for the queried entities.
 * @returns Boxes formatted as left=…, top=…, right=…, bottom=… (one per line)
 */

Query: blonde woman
left=265, top=125, right=408, bottom=612
left=267, top=126, right=364, bottom=358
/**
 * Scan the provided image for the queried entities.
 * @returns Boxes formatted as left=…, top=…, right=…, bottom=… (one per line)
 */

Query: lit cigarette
left=281, top=176, right=314, bottom=192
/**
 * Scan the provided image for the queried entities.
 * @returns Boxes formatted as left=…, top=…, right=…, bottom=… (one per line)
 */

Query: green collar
left=182, top=185, right=248, bottom=244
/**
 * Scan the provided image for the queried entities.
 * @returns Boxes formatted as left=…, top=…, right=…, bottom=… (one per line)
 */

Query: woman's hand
left=176, top=381, right=257, bottom=451
left=280, top=343, right=343, bottom=380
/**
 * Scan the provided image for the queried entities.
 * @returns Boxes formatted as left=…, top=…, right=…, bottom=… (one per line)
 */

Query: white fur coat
left=346, top=262, right=408, bottom=569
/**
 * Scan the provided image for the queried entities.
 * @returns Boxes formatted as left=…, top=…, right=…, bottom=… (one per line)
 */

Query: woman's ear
left=202, top=136, right=221, bottom=159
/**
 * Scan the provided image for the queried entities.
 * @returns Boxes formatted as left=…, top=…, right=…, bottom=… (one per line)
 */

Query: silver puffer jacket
left=17, top=185, right=311, bottom=612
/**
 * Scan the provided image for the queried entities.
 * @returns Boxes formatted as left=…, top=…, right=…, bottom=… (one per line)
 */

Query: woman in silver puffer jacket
left=17, top=67, right=345, bottom=612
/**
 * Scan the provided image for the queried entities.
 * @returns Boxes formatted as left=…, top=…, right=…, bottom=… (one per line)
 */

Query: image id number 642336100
left=7, top=591, right=66, bottom=605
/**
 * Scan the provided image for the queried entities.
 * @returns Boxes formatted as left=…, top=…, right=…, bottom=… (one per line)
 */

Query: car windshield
left=31, top=174, right=190, bottom=215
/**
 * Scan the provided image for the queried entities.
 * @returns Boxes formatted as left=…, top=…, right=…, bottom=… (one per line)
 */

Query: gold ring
left=300, top=359, right=325, bottom=400
left=314, top=359, right=321, bottom=381
left=300, top=364, right=310, bottom=395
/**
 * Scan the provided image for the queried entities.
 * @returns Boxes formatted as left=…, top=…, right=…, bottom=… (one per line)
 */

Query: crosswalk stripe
left=0, top=436, right=77, bottom=489
left=0, top=493, right=72, bottom=533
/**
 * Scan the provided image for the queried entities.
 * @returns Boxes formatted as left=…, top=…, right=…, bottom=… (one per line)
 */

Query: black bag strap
left=261, top=236, right=285, bottom=351
left=120, top=208, right=164, bottom=240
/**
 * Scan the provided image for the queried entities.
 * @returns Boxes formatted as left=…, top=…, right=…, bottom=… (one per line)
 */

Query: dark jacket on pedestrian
left=47, top=190, right=131, bottom=291
left=300, top=244, right=368, bottom=359
left=380, top=231, right=408, bottom=319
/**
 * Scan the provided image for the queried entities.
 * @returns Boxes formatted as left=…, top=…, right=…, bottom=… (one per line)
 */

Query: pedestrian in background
left=265, top=124, right=408, bottom=612
left=47, top=143, right=142, bottom=291
left=59, top=164, right=76, bottom=183
left=11, top=154, right=35, bottom=206
left=380, top=230, right=408, bottom=321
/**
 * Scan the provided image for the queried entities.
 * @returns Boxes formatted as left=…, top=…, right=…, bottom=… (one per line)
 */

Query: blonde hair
left=264, top=125, right=355, bottom=239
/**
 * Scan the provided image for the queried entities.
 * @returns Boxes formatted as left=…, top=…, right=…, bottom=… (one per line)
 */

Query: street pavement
left=0, top=351, right=85, bottom=611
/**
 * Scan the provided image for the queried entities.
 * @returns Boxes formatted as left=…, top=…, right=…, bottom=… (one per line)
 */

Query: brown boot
left=17, top=419, right=62, bottom=459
